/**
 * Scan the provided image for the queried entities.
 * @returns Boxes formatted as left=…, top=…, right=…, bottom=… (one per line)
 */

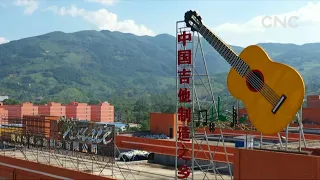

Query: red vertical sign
left=177, top=30, right=192, bottom=179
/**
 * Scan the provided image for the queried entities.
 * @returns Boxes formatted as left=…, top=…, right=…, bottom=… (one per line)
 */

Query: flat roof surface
left=0, top=148, right=232, bottom=180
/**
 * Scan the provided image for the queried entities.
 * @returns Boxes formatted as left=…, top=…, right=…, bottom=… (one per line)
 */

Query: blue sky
left=1, top=0, right=320, bottom=46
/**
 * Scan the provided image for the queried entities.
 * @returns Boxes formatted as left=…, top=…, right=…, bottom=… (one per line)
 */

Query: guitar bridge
left=272, top=95, right=287, bottom=114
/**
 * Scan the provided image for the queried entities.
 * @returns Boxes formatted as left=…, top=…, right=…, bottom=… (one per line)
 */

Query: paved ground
left=0, top=148, right=232, bottom=180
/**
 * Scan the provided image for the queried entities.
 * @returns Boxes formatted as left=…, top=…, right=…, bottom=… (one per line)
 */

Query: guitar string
left=225, top=43, right=281, bottom=104
left=249, top=70, right=280, bottom=103
left=241, top=67, right=278, bottom=106
left=220, top=46, right=280, bottom=105
left=246, top=70, right=278, bottom=105
left=244, top=64, right=280, bottom=105
left=197, top=25, right=280, bottom=106
left=187, top=16, right=279, bottom=105
left=195, top=25, right=279, bottom=105
left=196, top=26, right=275, bottom=97
left=199, top=37, right=278, bottom=106
left=237, top=63, right=278, bottom=106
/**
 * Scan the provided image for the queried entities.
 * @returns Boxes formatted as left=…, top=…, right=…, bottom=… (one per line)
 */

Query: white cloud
left=0, top=37, right=9, bottom=45
left=85, top=0, right=117, bottom=6
left=14, top=0, right=39, bottom=15
left=45, top=5, right=155, bottom=36
left=212, top=2, right=320, bottom=46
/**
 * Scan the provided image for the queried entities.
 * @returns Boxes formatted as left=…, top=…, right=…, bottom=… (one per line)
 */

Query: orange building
left=0, top=101, right=114, bottom=122
left=306, top=95, right=320, bottom=108
left=4, top=102, right=38, bottom=118
left=150, top=112, right=182, bottom=138
left=65, top=101, right=91, bottom=120
left=38, top=102, right=66, bottom=116
left=22, top=115, right=59, bottom=138
left=0, top=102, right=8, bottom=123
left=90, top=102, right=114, bottom=123
left=303, top=95, right=320, bottom=124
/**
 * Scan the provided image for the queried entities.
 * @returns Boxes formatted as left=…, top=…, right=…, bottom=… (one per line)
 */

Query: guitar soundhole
left=246, top=70, right=264, bottom=92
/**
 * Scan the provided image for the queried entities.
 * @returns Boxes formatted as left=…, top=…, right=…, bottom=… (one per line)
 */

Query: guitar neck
left=198, top=24, right=250, bottom=76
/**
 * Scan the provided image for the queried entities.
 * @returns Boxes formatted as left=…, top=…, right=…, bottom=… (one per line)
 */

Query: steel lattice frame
left=0, top=117, right=118, bottom=178
left=175, top=20, right=233, bottom=180
left=0, top=116, right=186, bottom=180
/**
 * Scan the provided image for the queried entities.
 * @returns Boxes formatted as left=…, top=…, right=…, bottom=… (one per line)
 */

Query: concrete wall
left=234, top=148, right=320, bottom=179
left=150, top=113, right=183, bottom=138
left=0, top=155, right=115, bottom=179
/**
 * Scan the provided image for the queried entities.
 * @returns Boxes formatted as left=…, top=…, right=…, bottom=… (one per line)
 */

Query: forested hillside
left=0, top=30, right=319, bottom=126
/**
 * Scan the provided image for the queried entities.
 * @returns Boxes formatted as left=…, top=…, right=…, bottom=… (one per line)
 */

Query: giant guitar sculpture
left=184, top=10, right=305, bottom=135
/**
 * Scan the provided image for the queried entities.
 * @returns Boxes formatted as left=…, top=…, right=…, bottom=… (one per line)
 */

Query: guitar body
left=227, top=45, right=305, bottom=135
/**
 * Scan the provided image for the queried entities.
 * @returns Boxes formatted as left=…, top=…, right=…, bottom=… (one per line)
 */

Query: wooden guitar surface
left=227, top=45, right=305, bottom=134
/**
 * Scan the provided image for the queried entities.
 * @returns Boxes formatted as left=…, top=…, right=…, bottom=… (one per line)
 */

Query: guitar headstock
left=184, top=10, right=203, bottom=32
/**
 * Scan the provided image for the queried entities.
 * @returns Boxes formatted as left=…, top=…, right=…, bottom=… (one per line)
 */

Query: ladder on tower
left=192, top=125, right=233, bottom=180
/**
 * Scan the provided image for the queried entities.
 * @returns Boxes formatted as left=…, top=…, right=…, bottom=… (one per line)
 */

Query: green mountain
left=0, top=30, right=319, bottom=105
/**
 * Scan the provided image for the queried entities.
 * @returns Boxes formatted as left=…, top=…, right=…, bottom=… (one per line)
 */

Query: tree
left=3, top=98, right=20, bottom=105
left=128, top=126, right=140, bottom=131
left=88, top=99, right=101, bottom=105
left=133, top=97, right=150, bottom=112
left=33, top=99, right=50, bottom=105
left=163, top=104, right=176, bottom=113
left=140, top=120, right=150, bottom=131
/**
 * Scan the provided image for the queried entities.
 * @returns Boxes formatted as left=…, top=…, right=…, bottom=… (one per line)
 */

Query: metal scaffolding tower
left=175, top=20, right=232, bottom=180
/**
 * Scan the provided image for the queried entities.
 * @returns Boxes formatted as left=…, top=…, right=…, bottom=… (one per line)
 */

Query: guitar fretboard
left=198, top=24, right=249, bottom=77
